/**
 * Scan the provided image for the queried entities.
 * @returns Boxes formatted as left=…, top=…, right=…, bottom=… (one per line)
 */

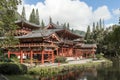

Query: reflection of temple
left=3, top=19, right=96, bottom=64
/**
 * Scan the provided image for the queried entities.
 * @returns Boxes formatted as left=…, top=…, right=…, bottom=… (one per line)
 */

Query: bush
left=55, top=56, right=66, bottom=63
left=96, top=53, right=104, bottom=60
left=0, top=63, right=27, bottom=75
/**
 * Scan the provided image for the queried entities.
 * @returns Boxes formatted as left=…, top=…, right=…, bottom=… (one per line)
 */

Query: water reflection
left=38, top=58, right=120, bottom=80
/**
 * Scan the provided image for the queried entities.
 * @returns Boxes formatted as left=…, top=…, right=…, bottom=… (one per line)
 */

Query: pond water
left=39, top=58, right=120, bottom=80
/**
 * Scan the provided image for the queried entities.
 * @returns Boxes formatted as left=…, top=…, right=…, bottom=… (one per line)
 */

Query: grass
left=6, top=75, right=38, bottom=80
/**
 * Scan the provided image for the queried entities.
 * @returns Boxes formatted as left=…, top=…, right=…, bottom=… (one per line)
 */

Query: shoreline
left=5, top=58, right=112, bottom=80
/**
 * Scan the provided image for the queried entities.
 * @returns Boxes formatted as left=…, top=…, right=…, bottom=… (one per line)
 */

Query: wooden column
left=41, top=50, right=44, bottom=64
left=8, top=51, right=10, bottom=58
left=30, top=50, right=33, bottom=64
left=20, top=50, right=23, bottom=64
left=57, top=48, right=58, bottom=56
left=62, top=47, right=63, bottom=56
left=52, top=51, right=54, bottom=63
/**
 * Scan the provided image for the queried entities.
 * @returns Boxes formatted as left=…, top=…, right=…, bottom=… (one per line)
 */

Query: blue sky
left=24, top=0, right=119, bottom=11
left=20, top=0, right=120, bottom=31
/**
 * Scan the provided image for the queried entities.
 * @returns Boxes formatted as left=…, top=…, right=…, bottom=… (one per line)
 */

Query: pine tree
left=29, top=8, right=36, bottom=24
left=56, top=21, right=59, bottom=25
left=119, top=17, right=120, bottom=24
left=41, top=19, right=45, bottom=29
left=85, top=25, right=91, bottom=40
left=71, top=29, right=74, bottom=32
left=21, top=6, right=26, bottom=20
left=63, top=23, right=66, bottom=29
left=92, top=22, right=95, bottom=31
left=103, top=19, right=105, bottom=30
left=96, top=22, right=99, bottom=31
left=35, top=9, right=40, bottom=25
left=99, top=19, right=102, bottom=30
left=67, top=23, right=70, bottom=30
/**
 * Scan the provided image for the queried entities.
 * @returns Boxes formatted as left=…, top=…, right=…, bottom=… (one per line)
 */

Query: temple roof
left=45, top=22, right=64, bottom=29
left=15, top=20, right=40, bottom=29
left=81, top=44, right=97, bottom=48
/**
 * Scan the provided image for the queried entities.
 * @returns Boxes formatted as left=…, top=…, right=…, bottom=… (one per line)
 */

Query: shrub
left=96, top=53, right=104, bottom=60
left=0, top=63, right=27, bottom=75
left=55, top=56, right=66, bottom=63
left=20, top=64, right=28, bottom=74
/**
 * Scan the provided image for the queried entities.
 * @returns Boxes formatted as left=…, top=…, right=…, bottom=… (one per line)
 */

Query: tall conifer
left=35, top=9, right=40, bottom=25
left=85, top=25, right=91, bottom=40
left=41, top=19, right=45, bottom=29
left=29, top=8, right=36, bottom=24
left=21, top=6, right=26, bottom=20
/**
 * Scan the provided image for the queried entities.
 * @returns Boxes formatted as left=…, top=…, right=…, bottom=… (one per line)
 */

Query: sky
left=17, top=0, right=120, bottom=31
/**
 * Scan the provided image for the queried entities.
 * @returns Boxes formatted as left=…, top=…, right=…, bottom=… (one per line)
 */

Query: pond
left=39, top=58, right=120, bottom=80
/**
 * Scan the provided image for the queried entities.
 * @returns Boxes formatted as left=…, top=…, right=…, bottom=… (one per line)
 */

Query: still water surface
left=39, top=58, right=120, bottom=80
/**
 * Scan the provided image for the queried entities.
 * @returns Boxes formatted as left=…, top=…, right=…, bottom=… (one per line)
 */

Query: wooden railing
left=4, top=43, right=58, bottom=48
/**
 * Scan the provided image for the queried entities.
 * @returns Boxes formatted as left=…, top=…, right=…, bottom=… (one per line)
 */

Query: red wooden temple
left=2, top=19, right=96, bottom=64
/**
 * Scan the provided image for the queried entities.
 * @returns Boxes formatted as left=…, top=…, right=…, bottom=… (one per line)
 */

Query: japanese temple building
left=2, top=19, right=96, bottom=64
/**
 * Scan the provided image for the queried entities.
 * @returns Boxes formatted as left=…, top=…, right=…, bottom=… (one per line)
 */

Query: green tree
left=63, top=23, right=66, bottom=29
left=85, top=25, right=91, bottom=40
left=29, top=8, right=36, bottom=24
left=99, top=19, right=102, bottom=30
left=21, top=6, right=26, bottom=20
left=41, top=19, right=45, bottom=29
left=56, top=21, right=59, bottom=25
left=110, top=25, right=120, bottom=56
left=67, top=22, right=70, bottom=30
left=96, top=22, right=99, bottom=31
left=92, top=22, right=96, bottom=32
left=35, top=9, right=40, bottom=25
left=0, top=0, right=21, bottom=47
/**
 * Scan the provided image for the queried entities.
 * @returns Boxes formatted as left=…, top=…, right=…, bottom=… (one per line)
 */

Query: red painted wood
left=41, top=50, right=44, bottom=64
left=8, top=51, right=10, bottom=58
left=20, top=50, right=23, bottom=64
left=30, top=50, right=33, bottom=64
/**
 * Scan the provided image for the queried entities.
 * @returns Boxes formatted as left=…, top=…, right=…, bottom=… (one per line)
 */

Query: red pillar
left=57, top=48, right=58, bottom=56
left=52, top=51, right=54, bottom=63
left=41, top=50, right=44, bottom=64
left=20, top=50, right=23, bottom=64
left=62, top=47, right=63, bottom=56
left=30, top=50, right=33, bottom=64
left=8, top=51, right=10, bottom=58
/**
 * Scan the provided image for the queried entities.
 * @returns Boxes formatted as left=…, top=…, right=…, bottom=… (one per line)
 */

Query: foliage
left=55, top=56, right=66, bottom=63
left=28, top=67, right=59, bottom=77
left=0, top=0, right=21, bottom=47
left=21, top=6, right=26, bottom=20
left=29, top=8, right=36, bottom=24
left=41, top=19, right=45, bottom=28
left=6, top=75, right=38, bottom=80
left=35, top=9, right=40, bottom=25
left=29, top=8, right=40, bottom=25
left=0, top=63, right=27, bottom=75
left=85, top=25, right=91, bottom=40
left=96, top=53, right=104, bottom=60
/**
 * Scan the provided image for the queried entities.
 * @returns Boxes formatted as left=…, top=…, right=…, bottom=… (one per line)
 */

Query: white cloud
left=17, top=0, right=112, bottom=31
left=93, top=6, right=111, bottom=22
left=113, top=8, right=120, bottom=15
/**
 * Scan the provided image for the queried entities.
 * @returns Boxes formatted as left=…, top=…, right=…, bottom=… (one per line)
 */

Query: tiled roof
left=81, top=44, right=97, bottom=48
left=15, top=20, right=40, bottom=28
